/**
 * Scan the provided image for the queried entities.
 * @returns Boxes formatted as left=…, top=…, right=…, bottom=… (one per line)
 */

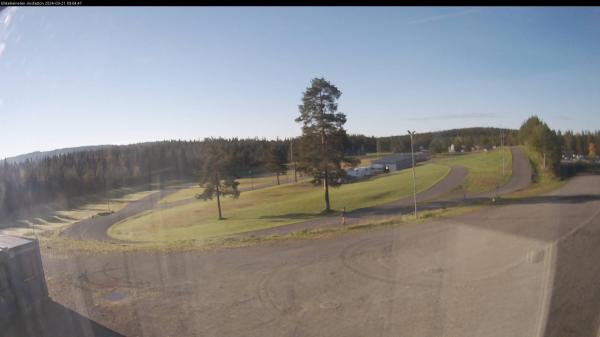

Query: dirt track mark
left=43, top=174, right=600, bottom=337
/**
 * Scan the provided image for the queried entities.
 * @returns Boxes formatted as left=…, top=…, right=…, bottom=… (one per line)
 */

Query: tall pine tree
left=295, top=77, right=357, bottom=212
left=196, top=139, right=240, bottom=220
left=264, top=142, right=288, bottom=185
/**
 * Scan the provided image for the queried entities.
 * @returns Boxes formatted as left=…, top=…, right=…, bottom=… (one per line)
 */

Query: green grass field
left=0, top=189, right=154, bottom=238
left=159, top=173, right=303, bottom=204
left=505, top=146, right=565, bottom=198
left=346, top=152, right=394, bottom=167
left=434, top=148, right=512, bottom=193
left=108, top=163, right=450, bottom=243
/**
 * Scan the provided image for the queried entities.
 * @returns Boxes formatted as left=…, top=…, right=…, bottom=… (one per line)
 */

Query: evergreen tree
left=589, top=142, right=597, bottom=159
left=295, top=77, right=357, bottom=212
left=196, top=140, right=240, bottom=220
left=519, top=116, right=561, bottom=171
left=264, top=142, right=288, bottom=185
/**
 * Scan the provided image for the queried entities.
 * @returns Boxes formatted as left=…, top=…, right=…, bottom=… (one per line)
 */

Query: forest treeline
left=1, top=126, right=598, bottom=217
left=376, top=127, right=519, bottom=154
left=558, top=129, right=600, bottom=158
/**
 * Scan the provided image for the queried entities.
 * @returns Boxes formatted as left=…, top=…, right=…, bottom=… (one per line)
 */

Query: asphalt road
left=61, top=187, right=180, bottom=241
left=41, top=173, right=600, bottom=337
left=62, top=147, right=530, bottom=242
left=61, top=180, right=284, bottom=241
left=62, top=164, right=467, bottom=242
left=468, top=145, right=532, bottom=198
left=234, top=165, right=468, bottom=238
left=236, top=146, right=531, bottom=238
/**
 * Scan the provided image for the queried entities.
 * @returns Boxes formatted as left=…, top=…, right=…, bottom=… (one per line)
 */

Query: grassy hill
left=4, top=144, right=114, bottom=164
left=505, top=146, right=564, bottom=198
left=434, top=148, right=512, bottom=193
left=108, top=163, right=450, bottom=243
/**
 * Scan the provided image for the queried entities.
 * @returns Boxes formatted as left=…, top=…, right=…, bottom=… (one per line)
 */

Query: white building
left=346, top=166, right=378, bottom=178
left=372, top=153, right=427, bottom=172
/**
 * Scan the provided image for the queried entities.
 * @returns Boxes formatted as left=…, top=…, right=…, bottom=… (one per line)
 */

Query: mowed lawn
left=159, top=173, right=302, bottom=204
left=434, top=148, right=512, bottom=193
left=0, top=183, right=155, bottom=238
left=345, top=152, right=393, bottom=168
left=108, top=163, right=450, bottom=242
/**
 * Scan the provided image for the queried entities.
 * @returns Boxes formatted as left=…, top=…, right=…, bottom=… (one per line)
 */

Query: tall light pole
left=501, top=130, right=505, bottom=177
left=408, top=130, right=417, bottom=219
left=290, top=140, right=298, bottom=183
left=249, top=169, right=254, bottom=191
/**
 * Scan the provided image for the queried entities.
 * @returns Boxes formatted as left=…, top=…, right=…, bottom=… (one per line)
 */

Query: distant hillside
left=376, top=127, right=519, bottom=154
left=0, top=128, right=522, bottom=218
left=4, top=145, right=114, bottom=164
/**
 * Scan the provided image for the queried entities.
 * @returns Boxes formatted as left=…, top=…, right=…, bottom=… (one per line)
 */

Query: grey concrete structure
left=1, top=235, right=123, bottom=337
left=372, top=152, right=428, bottom=171
left=0, top=235, right=48, bottom=322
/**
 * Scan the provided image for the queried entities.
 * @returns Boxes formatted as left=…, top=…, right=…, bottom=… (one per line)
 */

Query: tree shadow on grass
left=41, top=215, right=69, bottom=223
left=350, top=194, right=600, bottom=219
left=494, top=194, right=600, bottom=206
left=54, top=214, right=78, bottom=221
left=259, top=212, right=325, bottom=220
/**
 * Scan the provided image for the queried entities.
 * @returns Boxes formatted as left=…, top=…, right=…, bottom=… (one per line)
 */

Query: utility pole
left=408, top=130, right=417, bottom=219
left=215, top=172, right=223, bottom=220
left=249, top=169, right=254, bottom=190
left=290, top=140, right=298, bottom=183
left=501, top=130, right=505, bottom=177
left=105, top=178, right=110, bottom=212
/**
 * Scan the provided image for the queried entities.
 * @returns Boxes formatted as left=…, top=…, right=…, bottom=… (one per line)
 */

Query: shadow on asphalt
left=346, top=193, right=600, bottom=219
left=453, top=177, right=600, bottom=337
left=341, top=177, right=600, bottom=337
left=542, top=219, right=600, bottom=337
left=495, top=194, right=600, bottom=205
left=19, top=159, right=600, bottom=336
left=4, top=299, right=124, bottom=337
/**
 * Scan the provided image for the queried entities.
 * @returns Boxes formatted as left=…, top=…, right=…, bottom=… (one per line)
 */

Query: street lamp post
left=501, top=130, right=505, bottom=177
left=290, top=140, right=298, bottom=183
left=408, top=130, right=417, bottom=219
left=249, top=169, right=254, bottom=191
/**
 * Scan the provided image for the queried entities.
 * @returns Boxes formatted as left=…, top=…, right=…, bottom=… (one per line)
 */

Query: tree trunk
left=319, top=94, right=331, bottom=212
left=291, top=141, right=298, bottom=183
left=215, top=173, right=223, bottom=220
left=148, top=163, right=152, bottom=190
left=543, top=152, right=546, bottom=169
left=293, top=162, right=298, bottom=182
left=276, top=172, right=280, bottom=185
left=324, top=167, right=331, bottom=212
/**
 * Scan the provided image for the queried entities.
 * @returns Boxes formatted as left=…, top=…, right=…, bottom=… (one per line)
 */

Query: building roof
left=0, top=235, right=32, bottom=251
left=372, top=154, right=413, bottom=165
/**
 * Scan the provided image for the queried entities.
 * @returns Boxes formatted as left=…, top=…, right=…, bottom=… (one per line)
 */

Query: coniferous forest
left=1, top=126, right=598, bottom=218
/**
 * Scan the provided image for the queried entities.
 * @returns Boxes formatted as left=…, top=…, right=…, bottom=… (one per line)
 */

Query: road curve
left=62, top=181, right=282, bottom=241
left=43, top=174, right=600, bottom=337
left=468, top=146, right=532, bottom=198
left=63, top=147, right=530, bottom=242
left=234, top=165, right=469, bottom=238
left=61, top=188, right=178, bottom=241
left=236, top=146, right=531, bottom=238
left=62, top=164, right=467, bottom=242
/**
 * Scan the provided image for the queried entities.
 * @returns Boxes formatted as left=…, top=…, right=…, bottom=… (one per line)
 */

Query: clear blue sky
left=1, top=7, right=599, bottom=158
